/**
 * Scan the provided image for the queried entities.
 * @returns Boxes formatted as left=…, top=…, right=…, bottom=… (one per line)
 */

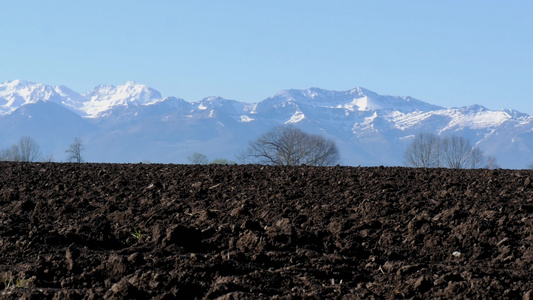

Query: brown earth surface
left=1, top=162, right=533, bottom=299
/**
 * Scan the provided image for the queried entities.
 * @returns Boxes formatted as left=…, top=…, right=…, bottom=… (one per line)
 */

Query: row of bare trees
left=3, top=130, right=499, bottom=169
left=404, top=133, right=497, bottom=169
left=186, top=152, right=237, bottom=165
left=0, top=136, right=84, bottom=163
left=243, top=128, right=494, bottom=169
left=0, top=136, right=43, bottom=162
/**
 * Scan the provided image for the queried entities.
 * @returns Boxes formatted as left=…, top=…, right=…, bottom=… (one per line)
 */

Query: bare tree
left=236, top=151, right=250, bottom=164
left=43, top=153, right=55, bottom=163
left=0, top=137, right=41, bottom=162
left=210, top=158, right=237, bottom=165
left=66, top=137, right=84, bottom=163
left=244, top=126, right=340, bottom=166
left=404, top=133, right=441, bottom=168
left=19, top=136, right=41, bottom=162
left=0, top=148, right=13, bottom=161
left=301, top=134, right=340, bottom=166
left=187, top=152, right=209, bottom=165
left=0, top=145, right=21, bottom=162
left=469, top=147, right=485, bottom=169
left=440, top=136, right=474, bottom=169
left=486, top=156, right=500, bottom=169
left=0, top=149, right=6, bottom=161
left=404, top=133, right=484, bottom=169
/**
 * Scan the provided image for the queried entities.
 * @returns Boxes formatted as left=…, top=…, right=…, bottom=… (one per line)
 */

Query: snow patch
left=440, top=108, right=512, bottom=131
left=240, top=115, right=254, bottom=122
left=354, top=96, right=384, bottom=111
left=400, top=135, right=415, bottom=141
left=285, top=111, right=305, bottom=124
left=81, top=81, right=162, bottom=117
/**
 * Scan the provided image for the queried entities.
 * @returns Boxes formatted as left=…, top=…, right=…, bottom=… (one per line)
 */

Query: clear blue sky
left=1, top=1, right=532, bottom=113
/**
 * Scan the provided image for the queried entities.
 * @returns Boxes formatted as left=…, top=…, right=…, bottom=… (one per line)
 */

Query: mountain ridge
left=0, top=80, right=446, bottom=117
left=1, top=80, right=532, bottom=168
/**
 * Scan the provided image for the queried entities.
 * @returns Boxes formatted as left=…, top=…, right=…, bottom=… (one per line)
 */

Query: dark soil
left=1, top=162, right=533, bottom=299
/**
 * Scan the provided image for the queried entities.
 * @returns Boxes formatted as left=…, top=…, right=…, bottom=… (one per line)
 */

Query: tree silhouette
left=244, top=126, right=340, bottom=166
left=66, top=138, right=84, bottom=163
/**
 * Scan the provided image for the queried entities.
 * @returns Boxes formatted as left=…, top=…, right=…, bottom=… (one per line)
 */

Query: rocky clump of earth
left=0, top=162, right=532, bottom=299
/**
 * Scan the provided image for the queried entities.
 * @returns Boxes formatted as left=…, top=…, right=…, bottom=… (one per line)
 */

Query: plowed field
left=1, top=162, right=533, bottom=299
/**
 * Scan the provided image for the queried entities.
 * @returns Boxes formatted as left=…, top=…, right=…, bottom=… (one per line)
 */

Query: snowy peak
left=268, top=87, right=442, bottom=113
left=0, top=80, right=66, bottom=115
left=345, top=87, right=443, bottom=112
left=3, top=79, right=29, bottom=88
left=0, top=80, right=166, bottom=117
left=82, top=81, right=163, bottom=117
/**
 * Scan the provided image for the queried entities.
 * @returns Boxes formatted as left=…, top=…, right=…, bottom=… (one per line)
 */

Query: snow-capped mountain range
left=1, top=79, right=532, bottom=168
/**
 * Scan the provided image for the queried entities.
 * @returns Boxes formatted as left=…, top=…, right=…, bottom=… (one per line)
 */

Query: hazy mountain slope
left=0, top=101, right=95, bottom=160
